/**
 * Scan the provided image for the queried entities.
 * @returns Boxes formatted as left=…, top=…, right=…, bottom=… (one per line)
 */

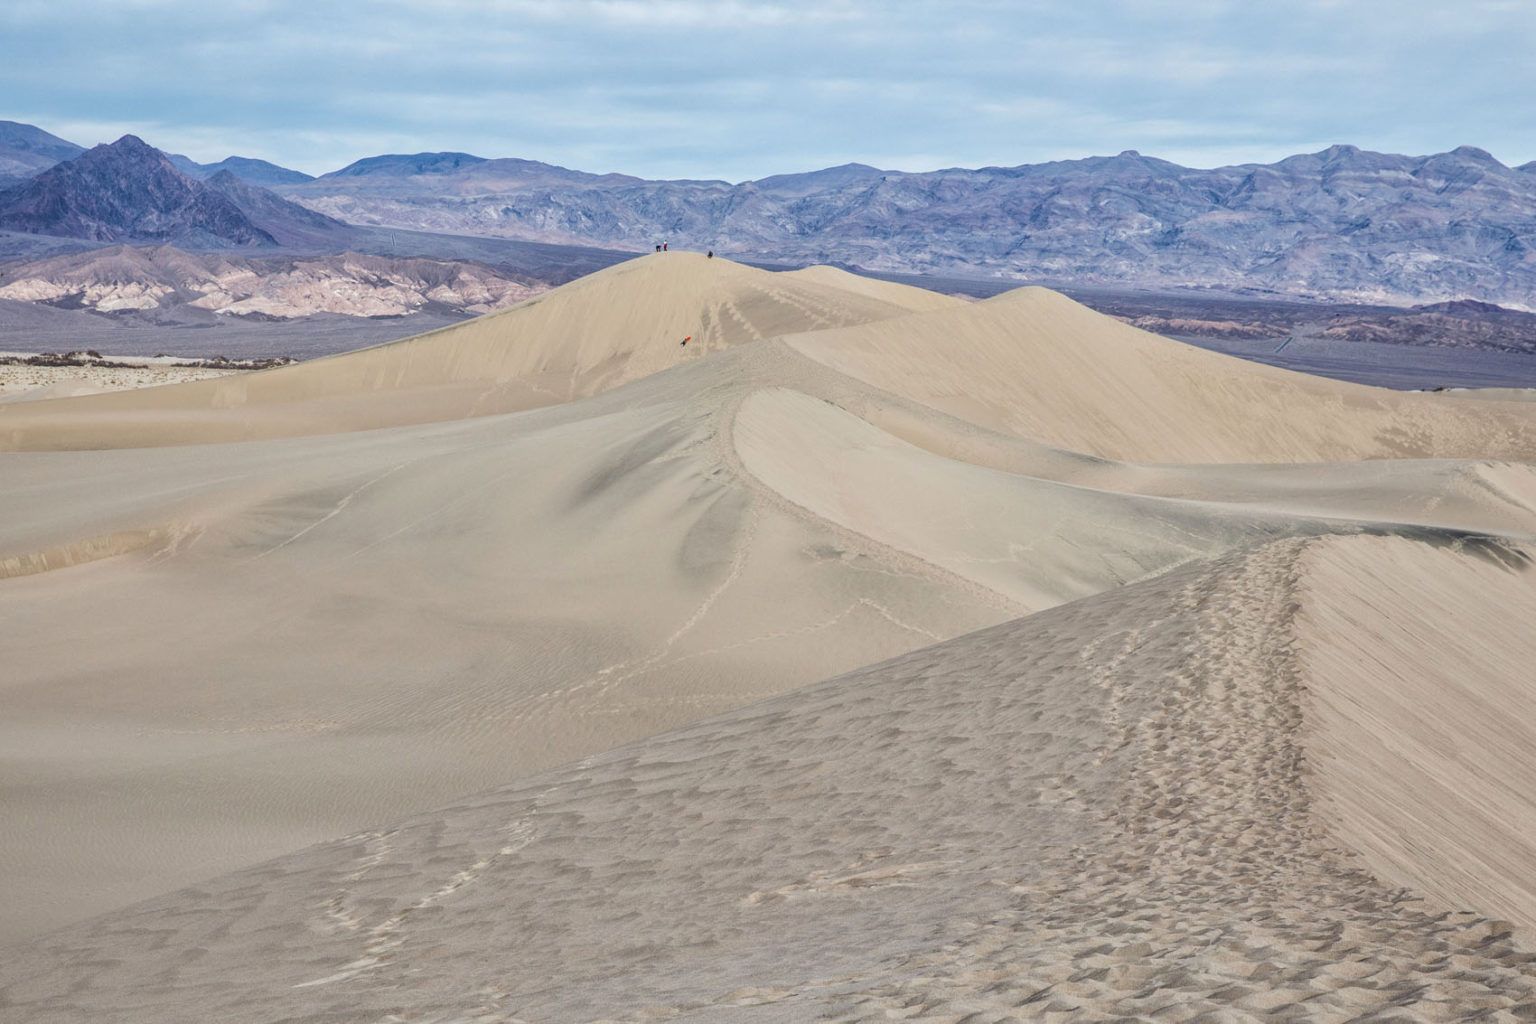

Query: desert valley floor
left=3, top=253, right=1536, bottom=1022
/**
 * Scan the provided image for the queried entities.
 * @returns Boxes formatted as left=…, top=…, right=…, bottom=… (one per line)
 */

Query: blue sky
left=4, top=0, right=1534, bottom=179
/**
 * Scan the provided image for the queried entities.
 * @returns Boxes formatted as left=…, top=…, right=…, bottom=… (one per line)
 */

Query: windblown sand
left=2, top=254, right=1535, bottom=1021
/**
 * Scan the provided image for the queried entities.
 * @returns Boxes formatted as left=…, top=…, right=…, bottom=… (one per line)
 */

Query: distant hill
left=0, top=121, right=84, bottom=182
left=203, top=169, right=351, bottom=247
left=321, top=151, right=488, bottom=178
left=169, top=154, right=314, bottom=186
left=0, top=136, right=349, bottom=249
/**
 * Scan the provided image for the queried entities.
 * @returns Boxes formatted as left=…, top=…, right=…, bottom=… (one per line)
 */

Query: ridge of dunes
left=785, top=285, right=1536, bottom=464
left=8, top=536, right=1536, bottom=1022
left=0, top=252, right=925, bottom=450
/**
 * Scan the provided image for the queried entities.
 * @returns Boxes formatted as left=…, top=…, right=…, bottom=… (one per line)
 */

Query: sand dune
left=786, top=285, right=1536, bottom=462
left=4, top=252, right=1536, bottom=1017
left=0, top=253, right=920, bottom=450
left=7, top=536, right=1536, bottom=1022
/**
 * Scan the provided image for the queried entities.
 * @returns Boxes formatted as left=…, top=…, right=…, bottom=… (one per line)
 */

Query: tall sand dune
left=0, top=253, right=919, bottom=450
left=7, top=536, right=1536, bottom=1022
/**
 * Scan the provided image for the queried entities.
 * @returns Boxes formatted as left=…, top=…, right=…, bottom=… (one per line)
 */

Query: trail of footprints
left=11, top=540, right=1536, bottom=1022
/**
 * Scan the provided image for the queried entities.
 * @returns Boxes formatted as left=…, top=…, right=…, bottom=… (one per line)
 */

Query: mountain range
left=3, top=120, right=1536, bottom=305
left=0, top=135, right=348, bottom=248
left=276, top=144, right=1536, bottom=306
left=0, top=121, right=83, bottom=183
left=167, top=153, right=314, bottom=186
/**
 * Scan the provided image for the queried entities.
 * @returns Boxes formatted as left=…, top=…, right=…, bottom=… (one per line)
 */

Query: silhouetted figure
left=663, top=242, right=668, bottom=251
left=707, top=250, right=714, bottom=259
left=655, top=244, right=661, bottom=253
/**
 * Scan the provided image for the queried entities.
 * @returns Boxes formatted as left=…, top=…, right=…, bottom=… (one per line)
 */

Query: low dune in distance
left=2, top=252, right=1536, bottom=1020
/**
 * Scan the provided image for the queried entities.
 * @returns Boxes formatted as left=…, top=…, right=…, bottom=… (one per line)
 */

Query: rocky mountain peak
left=1448, top=145, right=1504, bottom=167
left=0, top=135, right=278, bottom=247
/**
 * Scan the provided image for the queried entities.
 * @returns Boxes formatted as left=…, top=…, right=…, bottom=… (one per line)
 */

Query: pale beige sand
left=1301, top=534, right=1536, bottom=936
left=0, top=363, right=238, bottom=402
left=735, top=386, right=1536, bottom=609
left=784, top=285, right=1536, bottom=463
left=778, top=263, right=969, bottom=312
left=0, top=354, right=1000, bottom=939
left=6, top=537, right=1536, bottom=1023
left=1442, top=386, right=1536, bottom=402
left=2, top=253, right=1536, bottom=977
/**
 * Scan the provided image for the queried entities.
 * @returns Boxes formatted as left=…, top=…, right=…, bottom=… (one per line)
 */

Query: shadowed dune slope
left=0, top=252, right=922, bottom=450
left=8, top=536, right=1536, bottom=1022
left=1300, top=535, right=1536, bottom=938
left=786, top=285, right=1536, bottom=463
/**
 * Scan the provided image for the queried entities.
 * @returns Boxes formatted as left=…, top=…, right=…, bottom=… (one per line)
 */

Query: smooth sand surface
left=785, top=285, right=1536, bottom=463
left=7, top=537, right=1536, bottom=1022
left=4, top=253, right=1536, bottom=1018
left=1301, top=535, right=1536, bottom=936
